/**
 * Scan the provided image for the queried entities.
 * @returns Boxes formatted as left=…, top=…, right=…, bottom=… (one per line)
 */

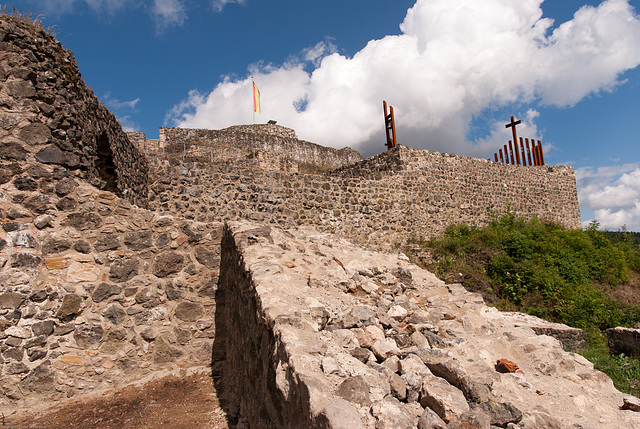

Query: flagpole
left=251, top=78, right=255, bottom=158
left=251, top=77, right=256, bottom=125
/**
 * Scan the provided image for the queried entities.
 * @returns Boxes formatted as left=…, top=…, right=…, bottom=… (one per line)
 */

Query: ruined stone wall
left=0, top=14, right=605, bottom=424
left=0, top=175, right=222, bottom=406
left=154, top=126, right=364, bottom=172
left=214, top=221, right=638, bottom=428
left=126, top=131, right=146, bottom=153
left=0, top=16, right=148, bottom=207
left=148, top=145, right=581, bottom=251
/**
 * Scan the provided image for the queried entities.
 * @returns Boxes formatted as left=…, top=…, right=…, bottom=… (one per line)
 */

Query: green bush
left=407, top=215, right=640, bottom=397
left=413, top=214, right=640, bottom=332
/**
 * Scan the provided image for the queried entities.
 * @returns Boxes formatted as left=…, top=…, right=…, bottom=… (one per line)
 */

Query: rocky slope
left=216, top=221, right=640, bottom=428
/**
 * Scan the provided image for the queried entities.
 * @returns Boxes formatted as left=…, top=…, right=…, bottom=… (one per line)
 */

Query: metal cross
left=505, top=116, right=521, bottom=151
left=505, top=116, right=522, bottom=165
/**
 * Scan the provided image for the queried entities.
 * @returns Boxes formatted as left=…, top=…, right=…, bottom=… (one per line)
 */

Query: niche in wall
left=96, top=132, right=118, bottom=193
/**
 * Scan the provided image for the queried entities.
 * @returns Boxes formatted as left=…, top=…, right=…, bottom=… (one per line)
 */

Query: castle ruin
left=1, top=14, right=638, bottom=428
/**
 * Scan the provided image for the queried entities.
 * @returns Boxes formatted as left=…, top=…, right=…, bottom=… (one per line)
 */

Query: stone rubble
left=217, top=221, right=640, bottom=428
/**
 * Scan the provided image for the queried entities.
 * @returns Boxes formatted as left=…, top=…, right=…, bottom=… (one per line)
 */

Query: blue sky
left=13, top=0, right=640, bottom=231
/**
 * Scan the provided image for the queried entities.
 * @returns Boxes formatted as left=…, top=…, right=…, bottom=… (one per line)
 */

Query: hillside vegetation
left=406, top=213, right=640, bottom=396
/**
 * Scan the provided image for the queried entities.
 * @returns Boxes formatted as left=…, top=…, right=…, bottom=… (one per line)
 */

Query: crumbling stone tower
left=0, top=15, right=148, bottom=207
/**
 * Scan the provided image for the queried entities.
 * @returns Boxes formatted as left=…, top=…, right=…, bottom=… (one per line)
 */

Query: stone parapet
left=502, top=312, right=587, bottom=351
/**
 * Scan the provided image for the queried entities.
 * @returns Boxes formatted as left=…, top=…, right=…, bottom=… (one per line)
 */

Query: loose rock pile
left=217, top=221, right=640, bottom=428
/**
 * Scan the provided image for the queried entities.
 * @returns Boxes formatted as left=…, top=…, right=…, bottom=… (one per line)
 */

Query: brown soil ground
left=599, top=273, right=640, bottom=306
left=4, top=369, right=230, bottom=429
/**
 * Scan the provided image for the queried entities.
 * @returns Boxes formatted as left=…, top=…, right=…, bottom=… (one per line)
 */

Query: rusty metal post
left=533, top=142, right=540, bottom=166
left=494, top=153, right=498, bottom=162
left=525, top=138, right=532, bottom=166
left=503, top=144, right=509, bottom=164
left=499, top=149, right=504, bottom=163
left=537, top=140, right=545, bottom=166
left=519, top=138, right=526, bottom=166
left=508, top=140, right=515, bottom=164
left=390, top=106, right=397, bottom=148
left=383, top=101, right=398, bottom=150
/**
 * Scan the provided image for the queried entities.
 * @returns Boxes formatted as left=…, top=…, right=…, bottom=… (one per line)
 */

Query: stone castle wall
left=148, top=145, right=581, bottom=251
left=151, top=125, right=364, bottom=172
left=0, top=176, right=223, bottom=406
left=0, top=16, right=201, bottom=407
left=0, top=16, right=148, bottom=207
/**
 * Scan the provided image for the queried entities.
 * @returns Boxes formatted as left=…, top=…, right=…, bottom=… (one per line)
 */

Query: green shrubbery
left=417, top=213, right=640, bottom=331
left=407, top=213, right=640, bottom=394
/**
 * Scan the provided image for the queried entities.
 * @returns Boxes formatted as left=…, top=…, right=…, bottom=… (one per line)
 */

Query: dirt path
left=4, top=368, right=230, bottom=429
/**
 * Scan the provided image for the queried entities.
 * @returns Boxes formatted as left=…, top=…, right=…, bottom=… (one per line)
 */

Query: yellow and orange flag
left=253, top=81, right=261, bottom=114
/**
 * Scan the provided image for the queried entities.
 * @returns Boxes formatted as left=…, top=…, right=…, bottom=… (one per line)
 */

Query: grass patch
left=406, top=213, right=640, bottom=394
left=1, top=5, right=53, bottom=34
left=581, top=332, right=640, bottom=397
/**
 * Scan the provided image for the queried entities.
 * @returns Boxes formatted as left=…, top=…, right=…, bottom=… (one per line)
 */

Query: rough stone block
left=152, top=251, right=184, bottom=277
left=607, top=327, right=640, bottom=356
left=420, top=375, right=469, bottom=423
left=313, top=398, right=365, bottom=429
left=55, top=294, right=83, bottom=320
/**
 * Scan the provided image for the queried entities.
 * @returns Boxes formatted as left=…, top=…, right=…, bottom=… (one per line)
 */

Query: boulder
left=607, top=327, right=640, bottom=356
left=314, top=398, right=365, bottom=429
left=417, top=407, right=448, bottom=429
left=370, top=396, right=415, bottom=429
left=420, top=375, right=469, bottom=423
left=336, top=375, right=371, bottom=407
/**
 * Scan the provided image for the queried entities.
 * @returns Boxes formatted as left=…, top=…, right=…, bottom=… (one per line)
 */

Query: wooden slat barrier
left=493, top=137, right=545, bottom=166
left=489, top=116, right=545, bottom=166
left=490, top=138, right=545, bottom=166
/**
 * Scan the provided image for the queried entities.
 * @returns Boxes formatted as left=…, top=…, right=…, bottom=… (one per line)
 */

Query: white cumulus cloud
left=151, top=0, right=187, bottom=33
left=168, top=0, right=640, bottom=158
left=577, top=164, right=640, bottom=230
left=102, top=93, right=141, bottom=132
left=211, top=0, right=246, bottom=13
left=103, top=94, right=141, bottom=111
